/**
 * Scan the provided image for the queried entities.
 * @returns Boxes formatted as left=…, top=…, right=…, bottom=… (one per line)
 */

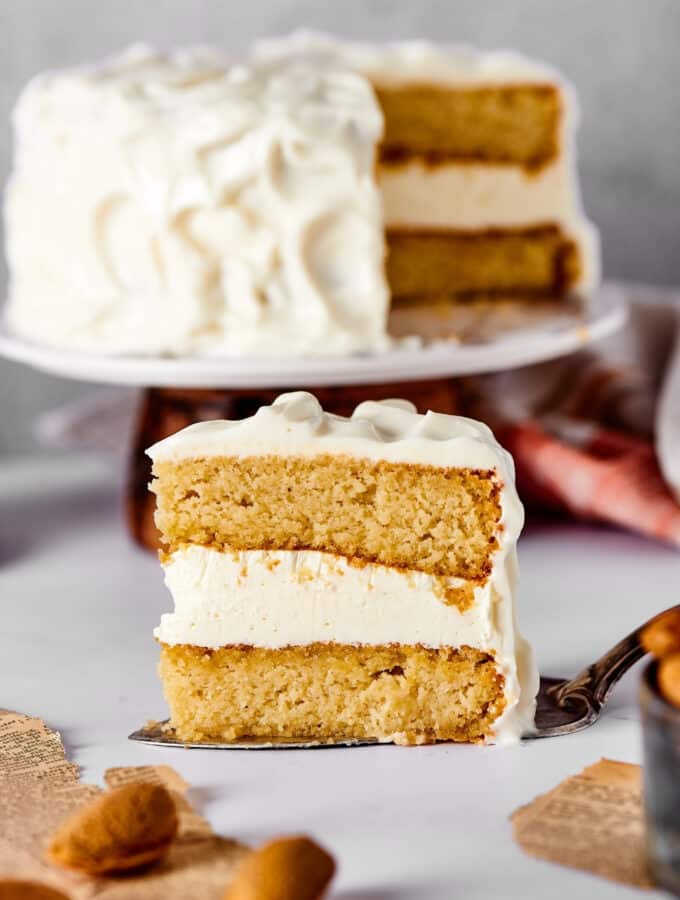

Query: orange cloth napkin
left=464, top=283, right=680, bottom=546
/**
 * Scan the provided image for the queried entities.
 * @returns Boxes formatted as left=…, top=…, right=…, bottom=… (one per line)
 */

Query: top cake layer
left=148, top=393, right=522, bottom=582
left=5, top=45, right=389, bottom=356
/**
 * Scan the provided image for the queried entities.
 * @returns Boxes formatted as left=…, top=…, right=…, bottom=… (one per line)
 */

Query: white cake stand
left=0, top=282, right=627, bottom=388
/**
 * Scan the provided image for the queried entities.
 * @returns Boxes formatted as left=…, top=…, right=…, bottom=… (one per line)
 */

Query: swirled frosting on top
left=148, top=389, right=517, bottom=479
left=4, top=45, right=389, bottom=356
left=254, top=31, right=560, bottom=88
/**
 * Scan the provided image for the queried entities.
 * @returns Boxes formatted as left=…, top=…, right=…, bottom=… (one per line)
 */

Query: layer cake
left=148, top=392, right=538, bottom=744
left=4, top=38, right=599, bottom=357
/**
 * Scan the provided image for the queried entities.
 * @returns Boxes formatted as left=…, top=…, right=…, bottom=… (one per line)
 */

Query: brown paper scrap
left=0, top=709, right=100, bottom=891
left=512, top=758, right=654, bottom=889
left=0, top=709, right=246, bottom=898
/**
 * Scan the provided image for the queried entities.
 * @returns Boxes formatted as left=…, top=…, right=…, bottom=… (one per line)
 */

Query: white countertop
left=1, top=453, right=677, bottom=899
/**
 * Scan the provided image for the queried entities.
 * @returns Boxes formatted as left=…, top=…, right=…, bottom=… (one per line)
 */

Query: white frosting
left=255, top=32, right=600, bottom=296
left=4, top=45, right=389, bottom=356
left=150, top=392, right=538, bottom=742
left=148, top=390, right=518, bottom=472
left=255, top=32, right=559, bottom=87
left=157, top=546, right=495, bottom=649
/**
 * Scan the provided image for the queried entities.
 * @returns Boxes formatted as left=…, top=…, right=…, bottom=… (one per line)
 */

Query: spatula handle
left=548, top=604, right=680, bottom=714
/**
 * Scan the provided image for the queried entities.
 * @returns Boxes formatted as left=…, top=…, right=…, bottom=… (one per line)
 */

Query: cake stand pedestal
left=127, top=378, right=461, bottom=550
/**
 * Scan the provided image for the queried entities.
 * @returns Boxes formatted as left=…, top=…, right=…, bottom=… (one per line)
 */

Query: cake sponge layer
left=152, top=454, right=502, bottom=580
left=159, top=642, right=506, bottom=744
left=377, top=84, right=560, bottom=170
left=386, top=225, right=580, bottom=302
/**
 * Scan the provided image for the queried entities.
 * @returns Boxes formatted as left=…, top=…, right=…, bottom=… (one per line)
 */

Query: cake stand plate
left=0, top=282, right=626, bottom=388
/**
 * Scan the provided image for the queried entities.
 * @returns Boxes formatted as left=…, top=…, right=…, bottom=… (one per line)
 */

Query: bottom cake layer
left=159, top=642, right=507, bottom=745
left=385, top=225, right=580, bottom=301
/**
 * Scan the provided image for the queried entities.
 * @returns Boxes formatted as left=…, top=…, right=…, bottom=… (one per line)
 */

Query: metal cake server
left=532, top=604, right=677, bottom=738
left=129, top=605, right=678, bottom=748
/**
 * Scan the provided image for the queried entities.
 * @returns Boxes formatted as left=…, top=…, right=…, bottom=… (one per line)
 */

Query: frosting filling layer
left=157, top=545, right=490, bottom=648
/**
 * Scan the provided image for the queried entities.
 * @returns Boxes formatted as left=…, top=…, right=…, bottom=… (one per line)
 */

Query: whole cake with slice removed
left=148, top=392, right=538, bottom=745
left=4, top=38, right=599, bottom=358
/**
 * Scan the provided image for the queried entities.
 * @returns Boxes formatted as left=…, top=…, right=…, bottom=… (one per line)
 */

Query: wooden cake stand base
left=127, top=378, right=461, bottom=551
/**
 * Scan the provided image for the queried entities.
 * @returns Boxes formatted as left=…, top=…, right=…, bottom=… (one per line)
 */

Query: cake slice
left=148, top=392, right=538, bottom=745
left=255, top=33, right=600, bottom=305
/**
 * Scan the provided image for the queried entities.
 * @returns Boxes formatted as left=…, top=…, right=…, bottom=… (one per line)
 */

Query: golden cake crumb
left=377, top=83, right=561, bottom=171
left=152, top=453, right=502, bottom=581
left=386, top=225, right=580, bottom=303
left=159, top=642, right=506, bottom=744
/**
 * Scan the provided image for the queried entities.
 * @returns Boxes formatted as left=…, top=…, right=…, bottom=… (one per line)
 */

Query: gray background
left=1, top=0, right=679, bottom=457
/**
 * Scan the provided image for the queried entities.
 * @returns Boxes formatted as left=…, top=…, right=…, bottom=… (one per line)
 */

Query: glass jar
left=640, top=660, right=680, bottom=895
